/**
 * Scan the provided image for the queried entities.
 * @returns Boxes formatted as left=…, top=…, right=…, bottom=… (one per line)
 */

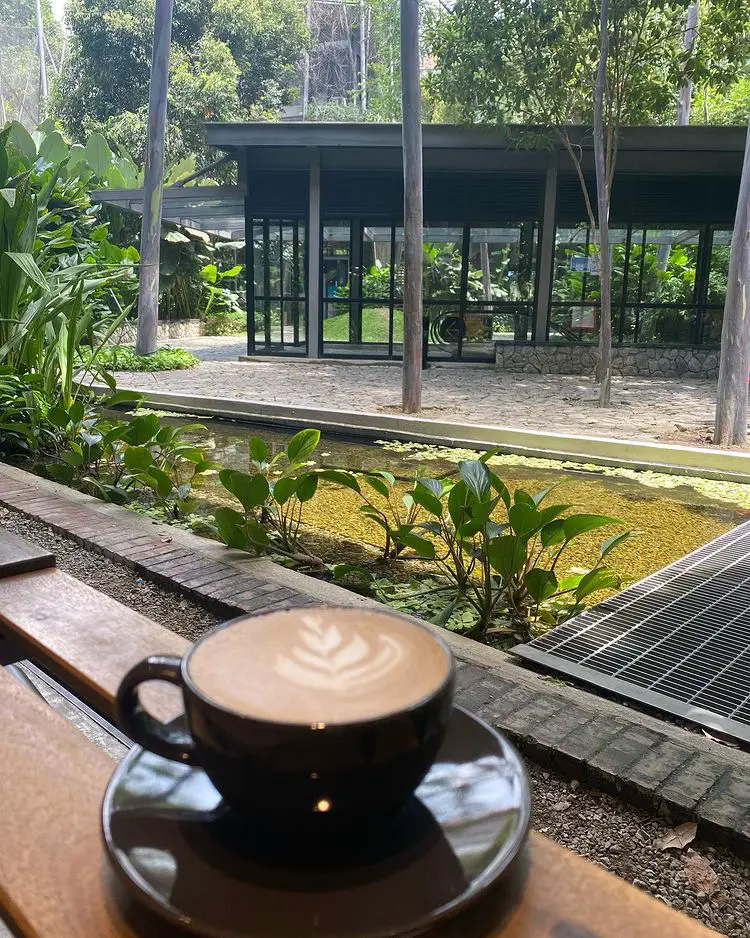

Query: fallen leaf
left=551, top=800, right=571, bottom=812
left=682, top=850, right=719, bottom=897
left=159, top=535, right=173, bottom=544
left=655, top=821, right=697, bottom=851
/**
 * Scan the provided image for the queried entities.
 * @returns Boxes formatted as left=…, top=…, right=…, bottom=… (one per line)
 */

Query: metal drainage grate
left=512, top=519, right=750, bottom=744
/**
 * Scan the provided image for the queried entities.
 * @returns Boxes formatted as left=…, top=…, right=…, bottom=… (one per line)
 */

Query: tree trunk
left=594, top=0, right=611, bottom=407
left=715, top=119, right=750, bottom=447
left=135, top=0, right=174, bottom=356
left=34, top=0, right=48, bottom=116
left=677, top=2, right=698, bottom=125
left=400, top=0, right=423, bottom=413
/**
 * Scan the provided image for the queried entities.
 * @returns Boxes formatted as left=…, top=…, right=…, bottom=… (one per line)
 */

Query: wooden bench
left=0, top=564, right=716, bottom=938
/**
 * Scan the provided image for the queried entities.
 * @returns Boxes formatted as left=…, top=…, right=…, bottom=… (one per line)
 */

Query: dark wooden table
left=0, top=565, right=716, bottom=938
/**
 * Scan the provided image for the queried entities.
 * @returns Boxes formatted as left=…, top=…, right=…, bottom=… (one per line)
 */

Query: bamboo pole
left=400, top=0, right=423, bottom=413
left=135, top=0, right=174, bottom=356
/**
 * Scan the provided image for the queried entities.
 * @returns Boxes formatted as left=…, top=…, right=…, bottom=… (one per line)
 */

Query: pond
left=170, top=414, right=745, bottom=589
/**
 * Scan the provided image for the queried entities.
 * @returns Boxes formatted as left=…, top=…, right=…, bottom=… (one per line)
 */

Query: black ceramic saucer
left=102, top=706, right=531, bottom=938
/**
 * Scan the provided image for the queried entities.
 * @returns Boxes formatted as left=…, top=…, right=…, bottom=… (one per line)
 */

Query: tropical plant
left=44, top=401, right=215, bottom=519
left=214, top=429, right=323, bottom=562
left=388, top=455, right=630, bottom=640
left=0, top=370, right=58, bottom=458
left=317, top=466, right=430, bottom=559
left=199, top=262, right=246, bottom=335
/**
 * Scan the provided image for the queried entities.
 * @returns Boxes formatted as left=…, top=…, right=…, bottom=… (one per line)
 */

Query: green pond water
left=155, top=414, right=746, bottom=584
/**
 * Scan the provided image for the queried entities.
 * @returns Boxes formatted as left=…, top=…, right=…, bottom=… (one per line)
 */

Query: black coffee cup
left=116, top=608, right=455, bottom=834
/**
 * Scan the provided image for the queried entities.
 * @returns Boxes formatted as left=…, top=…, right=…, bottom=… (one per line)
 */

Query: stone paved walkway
left=122, top=338, right=725, bottom=447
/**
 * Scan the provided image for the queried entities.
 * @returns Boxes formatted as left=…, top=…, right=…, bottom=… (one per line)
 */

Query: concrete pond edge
left=92, top=384, right=750, bottom=485
left=1, top=462, right=750, bottom=855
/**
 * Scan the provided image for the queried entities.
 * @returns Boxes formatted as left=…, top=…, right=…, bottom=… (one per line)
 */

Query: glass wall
left=322, top=220, right=537, bottom=361
left=250, top=218, right=307, bottom=354
left=550, top=223, right=726, bottom=345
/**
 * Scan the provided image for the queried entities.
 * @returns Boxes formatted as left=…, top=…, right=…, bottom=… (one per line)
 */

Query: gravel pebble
left=2, top=507, right=750, bottom=935
left=0, top=507, right=220, bottom=641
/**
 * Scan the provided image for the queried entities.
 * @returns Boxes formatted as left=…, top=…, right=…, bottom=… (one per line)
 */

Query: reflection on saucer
left=418, top=755, right=522, bottom=877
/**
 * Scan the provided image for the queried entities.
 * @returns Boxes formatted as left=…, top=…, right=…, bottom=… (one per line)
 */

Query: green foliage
left=199, top=262, right=246, bottom=335
left=386, top=456, right=630, bottom=640
left=92, top=346, right=200, bottom=372
left=428, top=0, right=750, bottom=129
left=43, top=398, right=215, bottom=518
left=52, top=0, right=308, bottom=164
left=215, top=429, right=324, bottom=562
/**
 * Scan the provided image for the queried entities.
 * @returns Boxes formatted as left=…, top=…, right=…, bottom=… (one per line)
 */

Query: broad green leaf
left=514, top=489, right=536, bottom=508
left=295, top=473, right=318, bottom=502
left=447, top=479, right=471, bottom=527
left=487, top=536, right=527, bottom=580
left=508, top=503, right=541, bottom=537
left=214, top=507, right=248, bottom=549
left=479, top=447, right=502, bottom=463
left=541, top=519, right=566, bottom=547
left=100, top=390, right=145, bottom=408
left=38, top=131, right=69, bottom=166
left=487, top=472, right=511, bottom=511
left=7, top=121, right=36, bottom=167
left=358, top=505, right=389, bottom=530
left=273, top=476, right=299, bottom=504
left=420, top=520, right=443, bottom=535
left=575, top=568, right=621, bottom=601
left=376, top=470, right=396, bottom=486
left=123, top=413, right=160, bottom=444
left=562, top=514, right=621, bottom=541
left=287, top=428, right=320, bottom=464
left=245, top=517, right=271, bottom=547
left=85, top=132, right=114, bottom=178
left=250, top=436, right=268, bottom=463
left=411, top=482, right=443, bottom=516
left=599, top=531, right=634, bottom=560
left=532, top=486, right=556, bottom=506
left=316, top=469, right=361, bottom=493
left=525, top=568, right=558, bottom=602
left=61, top=449, right=84, bottom=467
left=68, top=400, right=84, bottom=424
left=123, top=446, right=153, bottom=470
left=419, top=477, right=443, bottom=498
left=0, top=188, right=16, bottom=207
left=144, top=466, right=173, bottom=497
left=47, top=406, right=70, bottom=429
left=402, top=493, right=414, bottom=510
left=396, top=529, right=436, bottom=559
left=365, top=475, right=390, bottom=498
left=222, top=470, right=269, bottom=510
left=459, top=460, right=490, bottom=500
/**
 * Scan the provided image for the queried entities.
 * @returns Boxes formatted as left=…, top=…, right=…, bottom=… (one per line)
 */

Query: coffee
left=188, top=607, right=451, bottom=724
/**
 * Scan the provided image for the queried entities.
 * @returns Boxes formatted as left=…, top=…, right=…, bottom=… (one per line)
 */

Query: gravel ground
left=114, top=339, right=732, bottom=448
left=2, top=507, right=749, bottom=935
left=0, top=507, right=220, bottom=641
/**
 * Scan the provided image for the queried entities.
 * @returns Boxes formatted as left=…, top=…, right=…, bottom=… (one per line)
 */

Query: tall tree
left=52, top=0, right=306, bottom=164
left=401, top=0, right=423, bottom=413
left=714, top=120, right=750, bottom=447
left=429, top=0, right=750, bottom=406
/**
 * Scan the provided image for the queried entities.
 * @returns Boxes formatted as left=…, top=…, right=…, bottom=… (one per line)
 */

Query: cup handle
left=116, top=655, right=198, bottom=764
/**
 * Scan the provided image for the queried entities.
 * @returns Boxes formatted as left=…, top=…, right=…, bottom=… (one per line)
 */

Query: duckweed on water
left=376, top=440, right=750, bottom=511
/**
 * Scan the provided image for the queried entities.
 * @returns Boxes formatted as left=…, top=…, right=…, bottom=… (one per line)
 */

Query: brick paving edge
left=1, top=462, right=750, bottom=856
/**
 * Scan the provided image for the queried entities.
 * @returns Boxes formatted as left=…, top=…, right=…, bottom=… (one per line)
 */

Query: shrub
left=94, top=346, right=200, bottom=372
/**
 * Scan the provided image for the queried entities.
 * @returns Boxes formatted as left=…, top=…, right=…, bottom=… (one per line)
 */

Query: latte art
left=275, top=615, right=405, bottom=692
left=188, top=607, right=451, bottom=724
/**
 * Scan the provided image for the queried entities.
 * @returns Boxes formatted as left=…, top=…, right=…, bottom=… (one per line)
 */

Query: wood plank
left=0, top=531, right=54, bottom=578
left=0, top=568, right=188, bottom=723
left=0, top=667, right=135, bottom=938
left=0, top=568, right=720, bottom=938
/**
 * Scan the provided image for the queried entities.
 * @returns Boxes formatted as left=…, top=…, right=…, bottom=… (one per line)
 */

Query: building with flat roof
left=107, top=122, right=749, bottom=372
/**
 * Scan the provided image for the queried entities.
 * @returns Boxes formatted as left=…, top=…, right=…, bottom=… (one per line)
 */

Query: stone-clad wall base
left=111, top=319, right=203, bottom=344
left=496, top=343, right=720, bottom=379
